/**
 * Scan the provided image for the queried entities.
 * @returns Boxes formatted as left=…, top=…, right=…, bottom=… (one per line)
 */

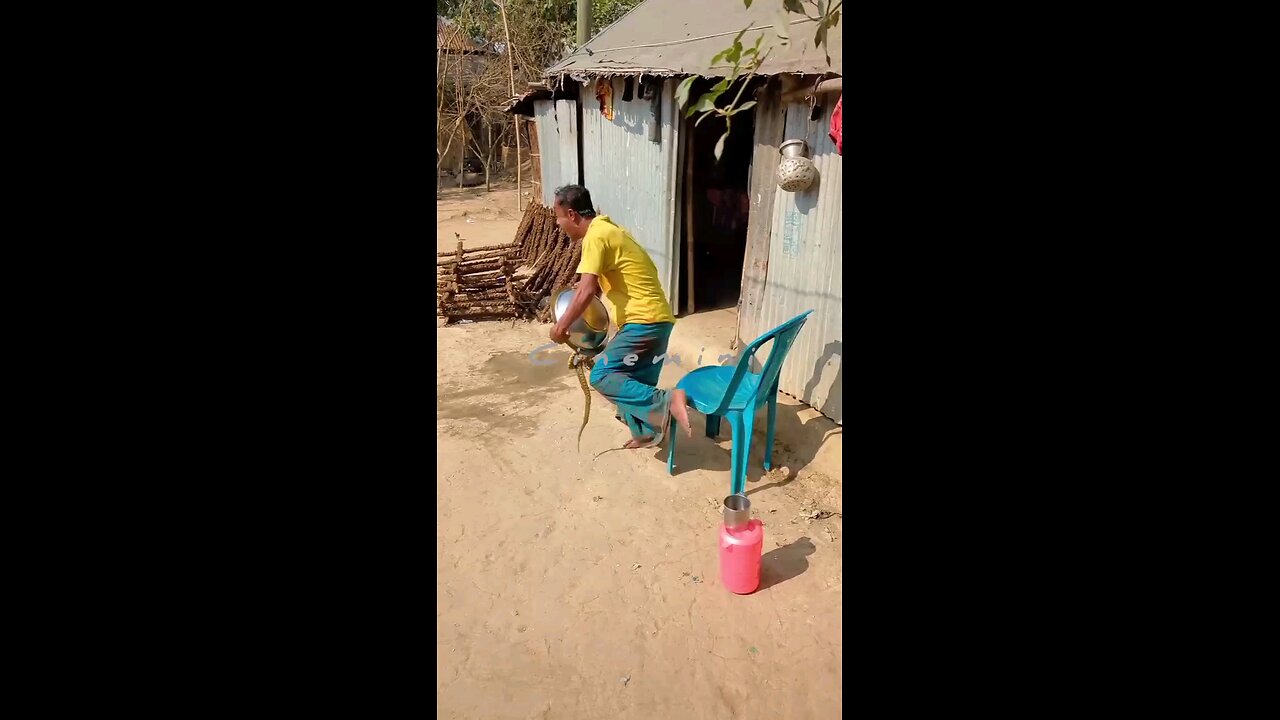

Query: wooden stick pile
left=436, top=200, right=582, bottom=324
left=436, top=237, right=529, bottom=321
left=519, top=203, right=583, bottom=322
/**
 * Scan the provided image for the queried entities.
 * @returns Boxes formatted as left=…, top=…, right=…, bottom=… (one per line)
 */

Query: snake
left=555, top=283, right=599, bottom=454
left=571, top=350, right=669, bottom=459
left=570, top=349, right=591, bottom=452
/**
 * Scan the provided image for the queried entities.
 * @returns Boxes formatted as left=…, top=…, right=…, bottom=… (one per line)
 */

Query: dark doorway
left=677, top=78, right=757, bottom=315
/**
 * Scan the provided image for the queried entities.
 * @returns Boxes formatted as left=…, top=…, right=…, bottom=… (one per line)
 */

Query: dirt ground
left=437, top=186, right=842, bottom=720
left=436, top=181, right=529, bottom=253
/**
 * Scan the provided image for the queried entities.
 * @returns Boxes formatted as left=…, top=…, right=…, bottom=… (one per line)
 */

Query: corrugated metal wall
left=578, top=78, right=682, bottom=302
left=738, top=80, right=788, bottom=348
left=532, top=98, right=581, bottom=206
left=742, top=97, right=843, bottom=424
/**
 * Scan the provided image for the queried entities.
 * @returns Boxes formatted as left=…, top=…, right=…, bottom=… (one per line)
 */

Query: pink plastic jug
left=720, top=494, right=764, bottom=594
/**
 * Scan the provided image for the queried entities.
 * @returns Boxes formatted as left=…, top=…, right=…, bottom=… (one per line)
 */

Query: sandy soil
left=437, top=188, right=842, bottom=720
left=436, top=182, right=530, bottom=253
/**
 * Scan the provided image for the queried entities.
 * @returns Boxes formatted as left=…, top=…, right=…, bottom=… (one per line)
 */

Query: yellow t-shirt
left=575, top=215, right=675, bottom=327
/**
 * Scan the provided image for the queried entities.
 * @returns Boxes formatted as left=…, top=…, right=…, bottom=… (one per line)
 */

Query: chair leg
left=667, top=414, right=677, bottom=475
left=728, top=412, right=746, bottom=496
left=731, top=410, right=755, bottom=496
left=764, top=394, right=778, bottom=471
left=705, top=414, right=721, bottom=438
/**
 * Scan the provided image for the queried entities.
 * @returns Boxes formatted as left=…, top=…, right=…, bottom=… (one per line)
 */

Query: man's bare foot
left=669, top=389, right=693, bottom=437
left=623, top=437, right=654, bottom=449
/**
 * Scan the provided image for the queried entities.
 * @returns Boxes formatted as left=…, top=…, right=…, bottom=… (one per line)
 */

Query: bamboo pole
left=435, top=250, right=515, bottom=267
left=498, top=0, right=520, bottom=210
left=436, top=242, right=520, bottom=257
left=577, top=0, right=591, bottom=47
left=456, top=50, right=464, bottom=180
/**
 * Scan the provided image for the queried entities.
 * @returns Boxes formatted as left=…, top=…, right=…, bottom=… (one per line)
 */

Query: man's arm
left=550, top=273, right=600, bottom=344
left=573, top=274, right=602, bottom=297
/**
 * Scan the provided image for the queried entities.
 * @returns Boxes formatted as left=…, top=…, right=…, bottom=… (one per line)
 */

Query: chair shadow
left=652, top=413, right=731, bottom=473
left=745, top=466, right=798, bottom=498
left=758, top=537, right=817, bottom=591
left=653, top=334, right=842, bottom=493
left=655, top=401, right=841, bottom=498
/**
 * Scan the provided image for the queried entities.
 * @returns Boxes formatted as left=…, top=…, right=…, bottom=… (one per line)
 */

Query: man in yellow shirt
left=549, top=185, right=691, bottom=449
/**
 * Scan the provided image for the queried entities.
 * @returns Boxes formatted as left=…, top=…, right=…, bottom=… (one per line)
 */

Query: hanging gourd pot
left=777, top=139, right=817, bottom=192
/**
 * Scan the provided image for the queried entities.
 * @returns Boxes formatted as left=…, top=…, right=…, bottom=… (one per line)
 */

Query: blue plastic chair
left=667, top=310, right=814, bottom=495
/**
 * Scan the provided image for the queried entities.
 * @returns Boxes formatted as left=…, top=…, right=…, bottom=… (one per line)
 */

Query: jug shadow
left=758, top=536, right=817, bottom=591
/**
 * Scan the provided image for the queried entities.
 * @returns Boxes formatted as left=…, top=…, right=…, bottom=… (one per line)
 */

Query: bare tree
left=437, top=1, right=643, bottom=194
left=437, top=13, right=515, bottom=192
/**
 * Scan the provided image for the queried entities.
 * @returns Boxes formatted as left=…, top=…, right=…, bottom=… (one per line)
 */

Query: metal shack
left=508, top=0, right=842, bottom=424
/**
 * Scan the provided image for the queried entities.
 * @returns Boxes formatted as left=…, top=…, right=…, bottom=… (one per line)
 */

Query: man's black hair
left=553, top=184, right=597, bottom=217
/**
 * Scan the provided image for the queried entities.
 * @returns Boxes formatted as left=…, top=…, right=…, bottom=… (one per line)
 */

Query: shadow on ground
left=656, top=401, right=841, bottom=497
left=758, top=536, right=817, bottom=591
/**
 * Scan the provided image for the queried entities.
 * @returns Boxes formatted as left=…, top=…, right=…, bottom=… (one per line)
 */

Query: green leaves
left=812, top=3, right=838, bottom=62
left=713, top=117, right=733, bottom=162
left=723, top=25, right=751, bottom=65
left=688, top=94, right=716, bottom=116
left=675, top=76, right=695, bottom=108
left=813, top=4, right=831, bottom=47
left=775, top=8, right=790, bottom=43
left=684, top=78, right=730, bottom=118
left=686, top=0, right=840, bottom=163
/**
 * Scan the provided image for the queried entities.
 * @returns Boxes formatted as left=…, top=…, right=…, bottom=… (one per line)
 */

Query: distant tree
left=436, top=0, right=645, bottom=191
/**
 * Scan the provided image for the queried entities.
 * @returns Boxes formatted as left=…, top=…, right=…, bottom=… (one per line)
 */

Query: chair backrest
left=712, top=310, right=813, bottom=415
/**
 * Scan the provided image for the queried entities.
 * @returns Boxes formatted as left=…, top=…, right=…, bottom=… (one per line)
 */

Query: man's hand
left=551, top=274, right=602, bottom=346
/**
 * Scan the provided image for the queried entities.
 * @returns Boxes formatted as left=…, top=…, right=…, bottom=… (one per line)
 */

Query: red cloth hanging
left=828, top=95, right=842, bottom=155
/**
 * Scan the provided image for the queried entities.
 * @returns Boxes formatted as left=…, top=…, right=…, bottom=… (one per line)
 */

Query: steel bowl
left=779, top=138, right=811, bottom=159
left=552, top=286, right=610, bottom=355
